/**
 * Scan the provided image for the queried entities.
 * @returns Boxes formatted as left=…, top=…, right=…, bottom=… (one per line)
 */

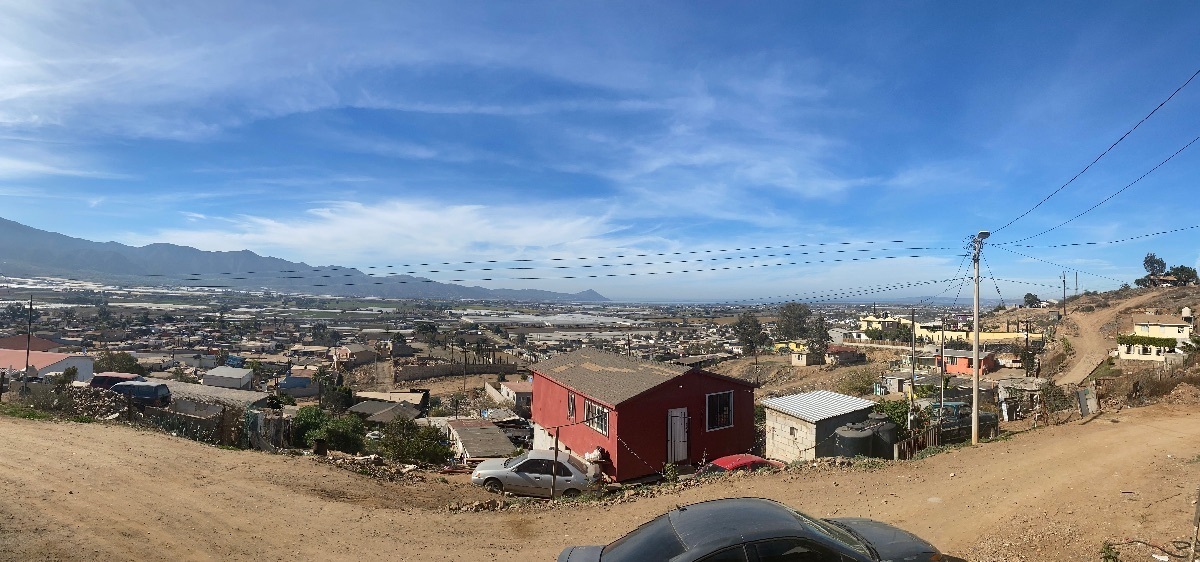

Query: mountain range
left=0, top=217, right=608, bottom=302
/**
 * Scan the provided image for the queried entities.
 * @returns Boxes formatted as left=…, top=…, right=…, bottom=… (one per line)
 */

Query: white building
left=761, top=390, right=876, bottom=462
left=202, top=366, right=253, bottom=390
left=1116, top=312, right=1194, bottom=363
left=0, top=349, right=94, bottom=381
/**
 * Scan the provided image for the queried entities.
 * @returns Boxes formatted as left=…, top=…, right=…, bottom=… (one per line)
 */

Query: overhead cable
left=992, top=245, right=1125, bottom=284
left=996, top=134, right=1200, bottom=245
left=991, top=67, right=1200, bottom=235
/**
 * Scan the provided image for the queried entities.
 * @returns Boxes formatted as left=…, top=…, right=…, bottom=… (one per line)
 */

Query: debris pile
left=1165, top=382, right=1200, bottom=405
left=315, top=452, right=422, bottom=482
left=66, top=387, right=129, bottom=419
left=447, top=499, right=507, bottom=512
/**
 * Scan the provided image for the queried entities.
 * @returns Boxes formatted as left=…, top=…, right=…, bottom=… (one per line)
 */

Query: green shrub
left=292, top=406, right=329, bottom=447
left=378, top=417, right=454, bottom=465
left=320, top=414, right=366, bottom=454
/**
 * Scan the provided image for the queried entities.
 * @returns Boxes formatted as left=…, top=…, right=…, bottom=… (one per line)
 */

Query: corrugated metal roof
left=760, top=390, right=875, bottom=423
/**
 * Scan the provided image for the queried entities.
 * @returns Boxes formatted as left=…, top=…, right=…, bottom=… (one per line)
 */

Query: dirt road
left=3, top=403, right=1199, bottom=561
left=1055, top=290, right=1163, bottom=385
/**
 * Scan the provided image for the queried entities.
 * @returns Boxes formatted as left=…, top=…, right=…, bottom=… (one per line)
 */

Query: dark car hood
left=827, top=518, right=940, bottom=561
left=557, top=545, right=603, bottom=562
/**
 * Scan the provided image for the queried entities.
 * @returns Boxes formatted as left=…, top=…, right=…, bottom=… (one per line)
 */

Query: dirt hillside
left=3, top=403, right=1199, bottom=561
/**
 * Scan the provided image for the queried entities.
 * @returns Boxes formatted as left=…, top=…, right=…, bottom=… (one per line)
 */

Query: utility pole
left=971, top=230, right=990, bottom=445
left=909, top=308, right=916, bottom=429
left=23, top=295, right=32, bottom=393
left=1061, top=272, right=1067, bottom=318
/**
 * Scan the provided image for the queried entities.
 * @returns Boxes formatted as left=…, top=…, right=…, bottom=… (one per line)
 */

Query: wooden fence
left=894, top=426, right=940, bottom=460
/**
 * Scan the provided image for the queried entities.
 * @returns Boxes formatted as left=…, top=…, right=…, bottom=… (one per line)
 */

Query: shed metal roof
left=761, top=390, right=875, bottom=423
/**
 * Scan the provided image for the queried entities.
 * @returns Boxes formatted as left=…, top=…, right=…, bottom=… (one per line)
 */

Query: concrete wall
left=394, top=363, right=521, bottom=382
left=764, top=410, right=817, bottom=462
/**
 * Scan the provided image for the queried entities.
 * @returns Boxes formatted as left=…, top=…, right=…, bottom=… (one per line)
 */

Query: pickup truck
left=927, top=401, right=999, bottom=441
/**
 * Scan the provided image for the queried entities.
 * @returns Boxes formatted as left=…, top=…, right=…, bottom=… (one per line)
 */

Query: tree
left=94, top=350, right=147, bottom=375
left=1168, top=264, right=1198, bottom=285
left=804, top=315, right=832, bottom=360
left=378, top=417, right=455, bottom=465
left=775, top=302, right=812, bottom=341
left=732, top=312, right=767, bottom=357
left=1023, top=293, right=1040, bottom=307
left=1143, top=253, right=1167, bottom=276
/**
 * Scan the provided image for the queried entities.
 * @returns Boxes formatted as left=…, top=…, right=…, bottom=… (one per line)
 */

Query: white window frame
left=706, top=391, right=734, bottom=431
left=567, top=391, right=576, bottom=420
left=584, top=399, right=609, bottom=436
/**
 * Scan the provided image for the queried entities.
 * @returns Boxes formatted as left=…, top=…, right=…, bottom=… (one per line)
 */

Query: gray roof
left=366, top=402, right=421, bottom=424
left=761, top=390, right=875, bottom=423
left=349, top=400, right=400, bottom=416
left=162, top=380, right=270, bottom=407
left=205, top=366, right=252, bottom=380
left=447, top=420, right=515, bottom=459
left=533, top=348, right=693, bottom=406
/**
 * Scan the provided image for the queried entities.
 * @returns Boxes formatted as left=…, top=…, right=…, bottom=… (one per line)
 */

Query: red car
left=697, top=454, right=784, bottom=476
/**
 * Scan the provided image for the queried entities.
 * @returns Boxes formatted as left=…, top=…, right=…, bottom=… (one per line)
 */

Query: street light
left=971, top=230, right=990, bottom=445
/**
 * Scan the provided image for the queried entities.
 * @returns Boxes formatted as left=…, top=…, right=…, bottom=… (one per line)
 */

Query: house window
left=707, top=391, right=734, bottom=431
left=567, top=391, right=576, bottom=420
left=584, top=399, right=609, bottom=436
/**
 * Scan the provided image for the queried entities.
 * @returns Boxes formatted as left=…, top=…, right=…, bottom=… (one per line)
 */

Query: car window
left=698, top=545, right=750, bottom=562
left=601, top=514, right=686, bottom=562
left=516, top=459, right=551, bottom=475
left=787, top=511, right=869, bottom=556
left=554, top=462, right=574, bottom=477
left=754, top=538, right=842, bottom=562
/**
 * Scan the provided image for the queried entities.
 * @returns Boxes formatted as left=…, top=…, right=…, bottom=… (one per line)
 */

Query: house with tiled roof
left=530, top=348, right=756, bottom=482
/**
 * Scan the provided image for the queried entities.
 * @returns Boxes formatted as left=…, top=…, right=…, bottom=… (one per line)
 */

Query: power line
left=981, top=253, right=1006, bottom=308
left=1007, top=223, right=1200, bottom=248
left=991, top=67, right=1200, bottom=235
left=996, top=134, right=1200, bottom=245
left=172, top=251, right=959, bottom=287
left=992, top=245, right=1125, bottom=284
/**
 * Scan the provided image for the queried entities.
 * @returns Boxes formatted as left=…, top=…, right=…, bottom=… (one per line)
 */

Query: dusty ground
left=3, top=402, right=1200, bottom=561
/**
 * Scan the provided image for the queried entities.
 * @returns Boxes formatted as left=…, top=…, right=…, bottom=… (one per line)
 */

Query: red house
left=531, top=348, right=756, bottom=482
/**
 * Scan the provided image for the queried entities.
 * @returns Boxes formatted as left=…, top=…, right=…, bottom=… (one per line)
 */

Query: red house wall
left=530, top=369, right=756, bottom=482
left=530, top=373, right=617, bottom=469
left=939, top=353, right=998, bottom=375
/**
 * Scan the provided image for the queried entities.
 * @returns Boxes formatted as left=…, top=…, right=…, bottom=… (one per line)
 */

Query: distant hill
left=0, top=217, right=608, bottom=302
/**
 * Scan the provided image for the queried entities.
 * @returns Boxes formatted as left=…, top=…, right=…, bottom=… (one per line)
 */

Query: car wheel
left=561, top=488, right=581, bottom=499
left=483, top=479, right=503, bottom=494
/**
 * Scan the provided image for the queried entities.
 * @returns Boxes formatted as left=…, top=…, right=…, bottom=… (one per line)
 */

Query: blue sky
left=2, top=2, right=1200, bottom=302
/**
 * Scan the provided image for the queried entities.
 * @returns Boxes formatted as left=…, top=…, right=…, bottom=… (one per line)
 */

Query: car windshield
left=502, top=453, right=528, bottom=468
left=789, top=509, right=870, bottom=556
left=702, top=463, right=728, bottom=474
left=601, top=514, right=686, bottom=562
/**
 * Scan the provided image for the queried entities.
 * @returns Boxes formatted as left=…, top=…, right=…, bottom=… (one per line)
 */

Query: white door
left=667, top=408, right=688, bottom=463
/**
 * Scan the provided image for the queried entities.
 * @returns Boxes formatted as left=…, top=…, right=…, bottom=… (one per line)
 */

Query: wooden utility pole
left=1061, top=273, right=1068, bottom=318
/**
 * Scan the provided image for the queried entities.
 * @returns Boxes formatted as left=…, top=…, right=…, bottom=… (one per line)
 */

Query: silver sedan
left=471, top=449, right=597, bottom=498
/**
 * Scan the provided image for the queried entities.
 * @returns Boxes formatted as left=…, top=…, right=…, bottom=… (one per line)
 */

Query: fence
left=394, top=363, right=522, bottom=382
left=894, top=426, right=940, bottom=460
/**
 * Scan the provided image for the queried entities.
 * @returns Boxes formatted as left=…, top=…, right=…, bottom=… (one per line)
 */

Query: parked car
left=471, top=449, right=598, bottom=498
left=558, top=497, right=942, bottom=562
left=107, top=381, right=171, bottom=410
left=927, top=401, right=999, bottom=441
left=696, top=454, right=784, bottom=477
left=89, top=372, right=147, bottom=390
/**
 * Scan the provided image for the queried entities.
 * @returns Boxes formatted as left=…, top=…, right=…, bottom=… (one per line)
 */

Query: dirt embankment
left=3, top=401, right=1200, bottom=561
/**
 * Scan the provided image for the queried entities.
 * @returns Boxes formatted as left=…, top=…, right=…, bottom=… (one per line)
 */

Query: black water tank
left=869, top=418, right=898, bottom=460
left=835, top=422, right=874, bottom=458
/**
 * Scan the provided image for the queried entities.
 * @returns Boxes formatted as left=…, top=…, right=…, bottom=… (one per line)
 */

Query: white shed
left=202, top=366, right=253, bottom=390
left=761, top=390, right=876, bottom=462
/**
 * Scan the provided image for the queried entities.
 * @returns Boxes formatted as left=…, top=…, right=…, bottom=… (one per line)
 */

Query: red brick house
left=530, top=348, right=756, bottom=482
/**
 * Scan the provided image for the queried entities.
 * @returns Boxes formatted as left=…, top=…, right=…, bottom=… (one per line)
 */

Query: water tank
left=868, top=415, right=898, bottom=460
left=1183, top=307, right=1193, bottom=322
left=835, top=423, right=874, bottom=458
